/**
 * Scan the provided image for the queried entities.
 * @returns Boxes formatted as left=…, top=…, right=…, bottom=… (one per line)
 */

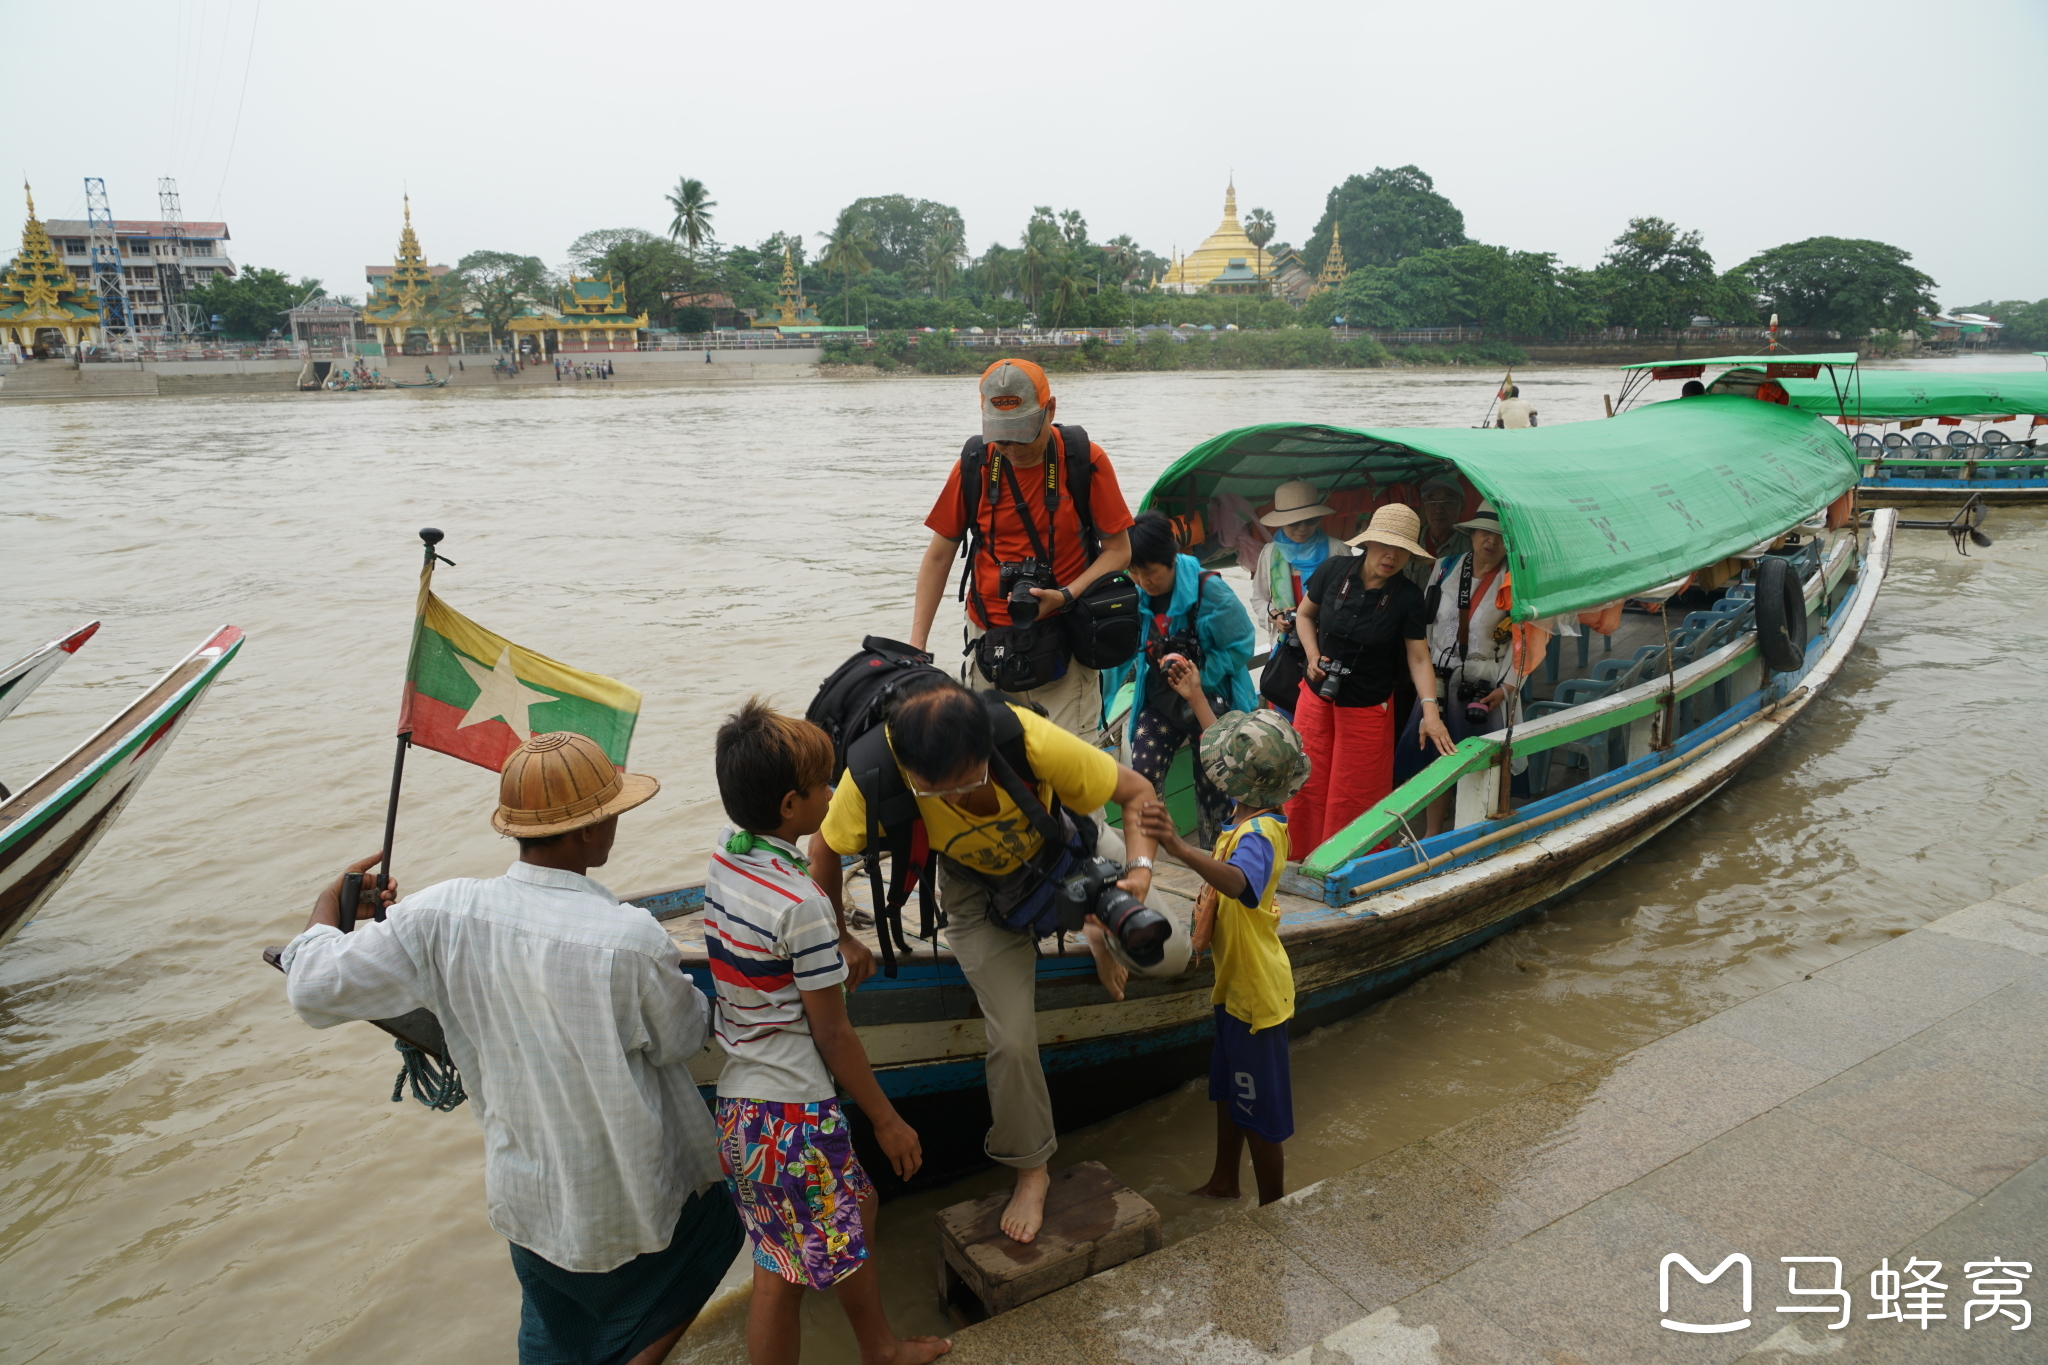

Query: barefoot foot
left=1186, top=1178, right=1242, bottom=1200
left=1000, top=1165, right=1050, bottom=1243
left=1083, top=920, right=1128, bottom=1001
left=887, top=1336, right=952, bottom=1364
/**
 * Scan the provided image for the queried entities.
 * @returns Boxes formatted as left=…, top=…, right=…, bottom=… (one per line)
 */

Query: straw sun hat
left=1258, top=480, right=1338, bottom=528
left=492, top=732, right=660, bottom=838
left=1345, top=503, right=1434, bottom=558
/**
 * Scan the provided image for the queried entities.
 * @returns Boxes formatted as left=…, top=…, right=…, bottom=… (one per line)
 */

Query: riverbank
left=944, top=882, right=2048, bottom=1363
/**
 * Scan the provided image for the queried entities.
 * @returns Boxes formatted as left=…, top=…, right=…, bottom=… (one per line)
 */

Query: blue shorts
left=1207, top=1004, right=1294, bottom=1143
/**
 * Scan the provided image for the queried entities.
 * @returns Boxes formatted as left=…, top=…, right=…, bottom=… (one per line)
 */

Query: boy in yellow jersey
left=1135, top=708, right=1309, bottom=1205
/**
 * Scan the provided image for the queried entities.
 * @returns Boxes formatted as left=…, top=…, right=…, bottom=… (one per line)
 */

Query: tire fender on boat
left=1754, top=555, right=1808, bottom=673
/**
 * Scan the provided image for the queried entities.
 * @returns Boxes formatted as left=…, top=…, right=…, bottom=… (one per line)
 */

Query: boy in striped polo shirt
left=706, top=699, right=949, bottom=1365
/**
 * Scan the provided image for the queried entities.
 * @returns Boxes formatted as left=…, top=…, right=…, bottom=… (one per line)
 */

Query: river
left=2, top=360, right=2043, bottom=1364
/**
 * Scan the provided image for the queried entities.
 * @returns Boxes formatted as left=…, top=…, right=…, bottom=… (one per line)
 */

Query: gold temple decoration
left=751, top=245, right=819, bottom=328
left=1313, top=223, right=1349, bottom=294
left=1, top=183, right=103, bottom=354
left=1155, top=180, right=1268, bottom=294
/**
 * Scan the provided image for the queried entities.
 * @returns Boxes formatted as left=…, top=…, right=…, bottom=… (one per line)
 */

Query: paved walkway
left=947, top=879, right=2048, bottom=1363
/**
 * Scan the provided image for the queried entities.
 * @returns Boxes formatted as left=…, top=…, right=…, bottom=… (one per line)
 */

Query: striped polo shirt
left=703, top=829, right=848, bottom=1103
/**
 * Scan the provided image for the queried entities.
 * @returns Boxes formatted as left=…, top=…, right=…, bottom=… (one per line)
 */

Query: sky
left=11, top=0, right=2047, bottom=309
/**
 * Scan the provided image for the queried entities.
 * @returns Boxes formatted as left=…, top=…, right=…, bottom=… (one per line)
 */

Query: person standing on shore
left=908, top=359, right=1135, bottom=741
left=282, top=733, right=740, bottom=1365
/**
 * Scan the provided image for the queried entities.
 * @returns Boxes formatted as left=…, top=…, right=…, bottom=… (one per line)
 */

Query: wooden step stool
left=934, top=1161, right=1162, bottom=1319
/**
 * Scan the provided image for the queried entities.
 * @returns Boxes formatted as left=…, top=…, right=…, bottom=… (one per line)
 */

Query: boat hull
left=0, top=626, right=243, bottom=951
left=1857, top=478, right=2048, bottom=507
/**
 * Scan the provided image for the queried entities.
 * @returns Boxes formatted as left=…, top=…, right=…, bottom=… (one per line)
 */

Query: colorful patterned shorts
left=715, top=1097, right=875, bottom=1289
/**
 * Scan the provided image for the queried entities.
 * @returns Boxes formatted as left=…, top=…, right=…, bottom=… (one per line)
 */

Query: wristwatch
left=1058, top=586, right=1076, bottom=608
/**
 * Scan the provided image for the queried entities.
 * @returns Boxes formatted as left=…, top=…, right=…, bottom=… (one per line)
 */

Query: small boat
left=1, top=625, right=244, bottom=952
left=0, top=621, right=99, bottom=732
left=388, top=370, right=450, bottom=390
left=1779, top=366, right=2048, bottom=508
left=275, top=400, right=1889, bottom=1194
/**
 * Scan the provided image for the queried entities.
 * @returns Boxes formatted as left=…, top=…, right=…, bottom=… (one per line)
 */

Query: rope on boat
left=390, top=1039, right=467, bottom=1111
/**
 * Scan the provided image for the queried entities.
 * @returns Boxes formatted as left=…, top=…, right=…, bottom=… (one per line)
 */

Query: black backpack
left=805, top=639, right=1035, bottom=976
left=956, top=425, right=1142, bottom=670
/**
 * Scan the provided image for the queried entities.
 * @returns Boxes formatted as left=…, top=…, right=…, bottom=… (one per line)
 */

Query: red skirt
left=1285, top=682, right=1396, bottom=856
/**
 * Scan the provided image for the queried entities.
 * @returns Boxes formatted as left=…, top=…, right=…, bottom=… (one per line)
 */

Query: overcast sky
left=13, top=0, right=2046, bottom=308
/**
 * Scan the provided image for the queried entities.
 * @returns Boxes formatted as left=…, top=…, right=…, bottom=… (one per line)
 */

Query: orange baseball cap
left=979, top=358, right=1053, bottom=443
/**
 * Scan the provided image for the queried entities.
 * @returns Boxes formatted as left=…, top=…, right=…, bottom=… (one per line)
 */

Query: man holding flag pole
left=283, top=529, right=741, bottom=1365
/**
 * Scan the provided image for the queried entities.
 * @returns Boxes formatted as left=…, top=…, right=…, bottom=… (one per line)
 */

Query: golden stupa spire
left=1224, top=175, right=1236, bottom=222
left=23, top=180, right=35, bottom=220
left=404, top=192, right=411, bottom=226
left=1318, top=222, right=1349, bottom=289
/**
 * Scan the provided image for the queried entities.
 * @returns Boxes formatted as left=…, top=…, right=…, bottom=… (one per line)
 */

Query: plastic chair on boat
left=1852, top=432, right=1882, bottom=456
left=1526, top=676, right=1625, bottom=794
left=1981, top=429, right=2011, bottom=449
left=1881, top=433, right=1910, bottom=453
left=1910, top=431, right=1941, bottom=450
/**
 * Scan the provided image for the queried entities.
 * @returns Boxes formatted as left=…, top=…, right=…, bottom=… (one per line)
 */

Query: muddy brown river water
left=2, top=361, right=2044, bottom=1364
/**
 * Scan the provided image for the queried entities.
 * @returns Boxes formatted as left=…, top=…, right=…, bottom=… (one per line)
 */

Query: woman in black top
left=1288, top=503, right=1456, bottom=855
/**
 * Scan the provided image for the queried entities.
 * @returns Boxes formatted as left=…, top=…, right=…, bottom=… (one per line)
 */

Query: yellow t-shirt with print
left=817, top=704, right=1119, bottom=878
left=1210, top=812, right=1294, bottom=1033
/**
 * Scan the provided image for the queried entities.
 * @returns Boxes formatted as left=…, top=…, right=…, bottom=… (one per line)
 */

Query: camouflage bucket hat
left=1199, top=709, right=1311, bottom=809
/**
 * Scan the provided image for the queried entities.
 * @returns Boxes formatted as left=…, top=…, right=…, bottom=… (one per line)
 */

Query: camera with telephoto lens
left=1055, top=855, right=1173, bottom=967
left=1316, top=657, right=1352, bottom=701
left=1000, top=557, right=1052, bottom=624
left=1457, top=679, right=1493, bottom=729
left=1275, top=609, right=1299, bottom=647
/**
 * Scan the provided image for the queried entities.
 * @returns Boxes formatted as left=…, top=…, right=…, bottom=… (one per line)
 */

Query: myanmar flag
left=396, top=570, right=640, bottom=772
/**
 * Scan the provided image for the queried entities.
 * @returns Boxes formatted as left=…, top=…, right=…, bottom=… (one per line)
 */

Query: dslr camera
left=1316, top=657, right=1353, bottom=701
left=999, top=557, right=1053, bottom=625
left=1456, top=679, right=1494, bottom=729
left=1054, top=855, right=1173, bottom=967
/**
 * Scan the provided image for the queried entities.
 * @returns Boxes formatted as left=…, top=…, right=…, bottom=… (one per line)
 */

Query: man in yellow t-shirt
left=1135, top=708, right=1308, bottom=1206
left=808, top=682, right=1188, bottom=1246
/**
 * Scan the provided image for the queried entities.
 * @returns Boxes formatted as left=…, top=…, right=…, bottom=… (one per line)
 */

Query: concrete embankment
left=947, top=883, right=2048, bottom=1363
left=0, top=348, right=821, bottom=401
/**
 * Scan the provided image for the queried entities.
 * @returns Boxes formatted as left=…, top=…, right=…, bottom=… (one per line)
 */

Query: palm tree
left=1103, top=235, right=1141, bottom=288
left=816, top=208, right=875, bottom=324
left=926, top=218, right=965, bottom=300
left=1058, top=209, right=1089, bottom=248
left=666, top=178, right=717, bottom=262
left=977, top=244, right=1017, bottom=300
left=1020, top=217, right=1062, bottom=314
left=1245, top=208, right=1276, bottom=289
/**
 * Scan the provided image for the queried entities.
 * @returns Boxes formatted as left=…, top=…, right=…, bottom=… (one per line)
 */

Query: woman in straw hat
left=283, top=732, right=744, bottom=1365
left=1250, top=480, right=1354, bottom=650
left=1288, top=504, right=1457, bottom=856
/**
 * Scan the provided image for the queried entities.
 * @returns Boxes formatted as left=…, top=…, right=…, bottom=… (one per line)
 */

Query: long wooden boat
left=1, top=625, right=244, bottom=951
left=1780, top=366, right=2048, bottom=507
left=276, top=400, right=1887, bottom=1194
left=0, top=621, right=99, bottom=732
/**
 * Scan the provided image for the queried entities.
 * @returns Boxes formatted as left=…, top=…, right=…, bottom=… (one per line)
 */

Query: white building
left=42, top=217, right=236, bottom=334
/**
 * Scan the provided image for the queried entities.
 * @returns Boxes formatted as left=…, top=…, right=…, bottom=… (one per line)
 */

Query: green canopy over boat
left=1140, top=396, right=1859, bottom=623
left=1614, top=352, right=1861, bottom=372
left=1778, top=369, right=2048, bottom=420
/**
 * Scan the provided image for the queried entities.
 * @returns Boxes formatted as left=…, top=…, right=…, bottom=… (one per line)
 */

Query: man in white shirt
left=284, top=732, right=738, bottom=1365
left=1496, top=384, right=1538, bottom=429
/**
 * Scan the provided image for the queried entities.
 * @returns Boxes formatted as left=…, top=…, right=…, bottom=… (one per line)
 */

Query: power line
left=212, top=0, right=261, bottom=216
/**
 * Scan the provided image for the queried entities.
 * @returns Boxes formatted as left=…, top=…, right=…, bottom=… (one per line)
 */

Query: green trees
left=816, top=209, right=876, bottom=323
left=665, top=178, right=717, bottom=259
left=1589, top=217, right=1751, bottom=331
left=1954, top=298, right=2048, bottom=349
left=565, top=229, right=695, bottom=324
left=447, top=251, right=552, bottom=341
left=1244, top=208, right=1275, bottom=280
left=1307, top=167, right=1468, bottom=276
left=1733, top=237, right=1936, bottom=337
left=1306, top=244, right=1584, bottom=335
left=188, top=266, right=321, bottom=339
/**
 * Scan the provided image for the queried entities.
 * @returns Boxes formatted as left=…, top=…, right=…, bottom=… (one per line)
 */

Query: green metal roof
left=1779, top=370, right=2048, bottom=419
left=1140, top=397, right=1859, bottom=623
left=1616, top=353, right=1860, bottom=371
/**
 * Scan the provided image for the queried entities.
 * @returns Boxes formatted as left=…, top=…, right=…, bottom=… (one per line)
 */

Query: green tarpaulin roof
left=1780, top=370, right=2048, bottom=419
left=1616, top=353, right=1860, bottom=371
left=1140, top=396, right=1859, bottom=622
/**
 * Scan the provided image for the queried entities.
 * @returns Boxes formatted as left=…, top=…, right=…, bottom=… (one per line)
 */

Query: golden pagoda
left=1155, top=179, right=1267, bottom=294
left=750, top=245, right=819, bottom=328
left=361, top=197, right=478, bottom=354
left=506, top=271, right=649, bottom=353
left=1312, top=223, right=1349, bottom=295
left=1, top=183, right=102, bottom=356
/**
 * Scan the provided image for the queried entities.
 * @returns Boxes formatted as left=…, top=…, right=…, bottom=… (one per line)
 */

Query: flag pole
left=362, top=528, right=455, bottom=927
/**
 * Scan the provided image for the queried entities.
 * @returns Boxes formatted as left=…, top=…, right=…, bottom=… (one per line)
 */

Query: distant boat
left=388, top=371, right=451, bottom=390
left=0, top=621, right=98, bottom=730
left=1781, top=366, right=2048, bottom=509
left=1, top=625, right=244, bottom=951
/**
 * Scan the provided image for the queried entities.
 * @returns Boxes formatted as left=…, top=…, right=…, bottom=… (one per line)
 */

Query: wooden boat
left=1, top=625, right=244, bottom=952
left=276, top=399, right=1889, bottom=1194
left=1781, top=366, right=2048, bottom=508
left=0, top=621, right=98, bottom=732
left=388, top=371, right=450, bottom=390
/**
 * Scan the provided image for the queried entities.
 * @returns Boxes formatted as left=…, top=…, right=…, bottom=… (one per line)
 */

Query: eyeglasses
left=909, top=764, right=990, bottom=800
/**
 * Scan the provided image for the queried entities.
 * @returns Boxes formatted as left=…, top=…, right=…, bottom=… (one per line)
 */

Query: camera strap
left=997, top=453, right=1057, bottom=576
left=987, top=744, right=1068, bottom=851
left=1453, top=553, right=1501, bottom=660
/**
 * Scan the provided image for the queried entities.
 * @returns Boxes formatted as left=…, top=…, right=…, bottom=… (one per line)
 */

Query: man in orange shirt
left=910, top=359, right=1135, bottom=741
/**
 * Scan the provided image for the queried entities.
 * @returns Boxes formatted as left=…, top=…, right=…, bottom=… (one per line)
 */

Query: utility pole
left=83, top=178, right=131, bottom=346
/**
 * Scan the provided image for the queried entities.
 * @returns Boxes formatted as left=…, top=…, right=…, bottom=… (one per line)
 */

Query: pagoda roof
left=2, top=186, right=102, bottom=332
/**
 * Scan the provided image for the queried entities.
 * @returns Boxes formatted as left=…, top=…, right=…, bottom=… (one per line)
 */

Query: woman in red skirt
left=1288, top=504, right=1456, bottom=856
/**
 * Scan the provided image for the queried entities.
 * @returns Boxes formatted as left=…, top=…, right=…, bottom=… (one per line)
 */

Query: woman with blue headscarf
left=1250, top=481, right=1353, bottom=649
left=1111, top=511, right=1257, bottom=844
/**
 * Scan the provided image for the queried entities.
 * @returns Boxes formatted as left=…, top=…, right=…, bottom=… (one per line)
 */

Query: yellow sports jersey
left=1210, top=812, right=1295, bottom=1032
left=818, top=704, right=1119, bottom=878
